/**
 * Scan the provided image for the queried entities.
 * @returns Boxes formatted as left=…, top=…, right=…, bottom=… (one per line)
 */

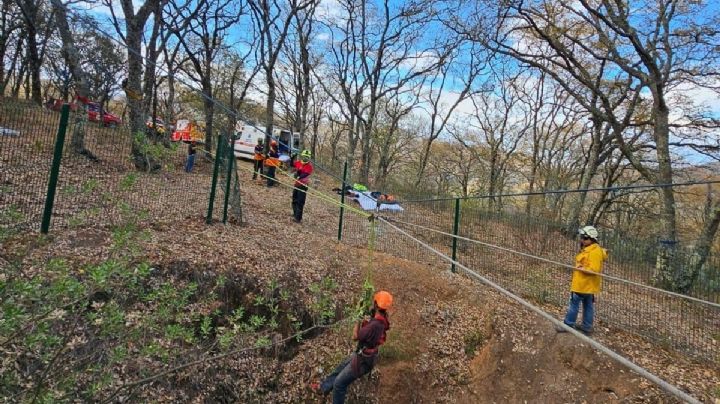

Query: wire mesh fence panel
left=51, top=112, right=218, bottom=230
left=0, top=99, right=61, bottom=232
left=0, top=98, right=235, bottom=233
left=349, top=193, right=720, bottom=363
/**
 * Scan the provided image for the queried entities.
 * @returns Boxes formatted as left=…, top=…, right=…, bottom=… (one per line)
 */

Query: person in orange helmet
left=311, top=291, right=393, bottom=403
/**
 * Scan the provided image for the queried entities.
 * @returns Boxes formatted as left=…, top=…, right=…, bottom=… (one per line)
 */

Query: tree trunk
left=125, top=25, right=151, bottom=170
left=20, top=0, right=42, bottom=105
left=203, top=78, right=214, bottom=153
left=566, top=118, right=602, bottom=231
left=651, top=95, right=679, bottom=288
left=683, top=190, right=720, bottom=293
left=264, top=71, right=275, bottom=152
left=50, top=0, right=96, bottom=159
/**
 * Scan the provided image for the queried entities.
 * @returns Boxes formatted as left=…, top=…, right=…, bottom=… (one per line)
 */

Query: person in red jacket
left=291, top=149, right=314, bottom=223
left=312, top=291, right=393, bottom=403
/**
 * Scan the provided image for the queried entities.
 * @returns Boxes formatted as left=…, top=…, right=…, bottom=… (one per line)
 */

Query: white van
left=233, top=122, right=266, bottom=160
left=233, top=122, right=301, bottom=161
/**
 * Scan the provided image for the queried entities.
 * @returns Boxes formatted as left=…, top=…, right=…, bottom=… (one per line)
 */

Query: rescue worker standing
left=560, top=226, right=608, bottom=335
left=312, top=291, right=393, bottom=403
left=264, top=140, right=280, bottom=187
left=252, top=138, right=264, bottom=181
left=291, top=149, right=314, bottom=223
left=185, top=141, right=196, bottom=173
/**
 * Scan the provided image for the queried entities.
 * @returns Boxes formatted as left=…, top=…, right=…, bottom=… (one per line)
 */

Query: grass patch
left=380, top=331, right=416, bottom=362
left=464, top=329, right=487, bottom=357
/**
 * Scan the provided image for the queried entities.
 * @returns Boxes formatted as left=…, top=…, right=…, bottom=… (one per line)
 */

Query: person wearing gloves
left=291, top=149, right=314, bottom=223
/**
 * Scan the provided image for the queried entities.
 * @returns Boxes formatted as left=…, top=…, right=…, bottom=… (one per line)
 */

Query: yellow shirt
left=571, top=243, right=608, bottom=294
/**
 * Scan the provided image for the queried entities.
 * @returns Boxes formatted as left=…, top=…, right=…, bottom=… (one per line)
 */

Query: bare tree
left=249, top=0, right=314, bottom=153
left=49, top=0, right=95, bottom=158
left=0, top=0, right=23, bottom=94
left=413, top=42, right=487, bottom=187
left=461, top=0, right=720, bottom=290
left=167, top=0, right=242, bottom=151
left=105, top=0, right=166, bottom=169
left=317, top=0, right=460, bottom=184
left=15, top=0, right=54, bottom=104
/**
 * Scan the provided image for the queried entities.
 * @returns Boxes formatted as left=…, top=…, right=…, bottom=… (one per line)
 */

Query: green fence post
left=222, top=135, right=236, bottom=224
left=337, top=161, right=348, bottom=241
left=206, top=135, right=223, bottom=224
left=451, top=197, right=461, bottom=273
left=41, top=104, right=70, bottom=234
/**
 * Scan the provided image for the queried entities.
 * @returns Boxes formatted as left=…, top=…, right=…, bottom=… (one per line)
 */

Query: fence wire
left=333, top=195, right=719, bottom=363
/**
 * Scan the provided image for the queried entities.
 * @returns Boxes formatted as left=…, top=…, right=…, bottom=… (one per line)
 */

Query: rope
left=383, top=216, right=720, bottom=309
left=232, top=159, right=372, bottom=218
left=376, top=217, right=702, bottom=404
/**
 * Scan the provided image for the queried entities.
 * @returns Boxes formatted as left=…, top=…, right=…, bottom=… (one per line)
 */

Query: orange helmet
left=270, top=140, right=278, bottom=146
left=374, top=291, right=393, bottom=310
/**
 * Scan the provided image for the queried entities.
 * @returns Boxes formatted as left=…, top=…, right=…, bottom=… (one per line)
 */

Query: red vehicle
left=47, top=99, right=122, bottom=127
left=47, top=98, right=79, bottom=112
left=88, top=102, right=122, bottom=127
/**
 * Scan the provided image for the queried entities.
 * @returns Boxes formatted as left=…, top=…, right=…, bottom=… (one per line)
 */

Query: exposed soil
left=2, top=154, right=718, bottom=402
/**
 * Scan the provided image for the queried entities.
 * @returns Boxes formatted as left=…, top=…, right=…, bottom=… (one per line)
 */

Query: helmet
left=257, top=138, right=264, bottom=144
left=300, top=149, right=311, bottom=159
left=578, top=225, right=599, bottom=240
left=374, top=290, right=393, bottom=310
left=270, top=140, right=277, bottom=146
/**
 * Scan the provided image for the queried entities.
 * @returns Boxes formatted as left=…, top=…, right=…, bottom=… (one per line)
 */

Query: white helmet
left=578, top=225, right=599, bottom=240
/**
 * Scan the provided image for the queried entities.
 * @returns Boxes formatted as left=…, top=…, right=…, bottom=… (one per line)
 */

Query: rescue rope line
left=382, top=216, right=720, bottom=309
left=237, top=162, right=371, bottom=218
left=376, top=217, right=702, bottom=404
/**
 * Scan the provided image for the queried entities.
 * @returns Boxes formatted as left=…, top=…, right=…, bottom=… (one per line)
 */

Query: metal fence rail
left=329, top=189, right=719, bottom=363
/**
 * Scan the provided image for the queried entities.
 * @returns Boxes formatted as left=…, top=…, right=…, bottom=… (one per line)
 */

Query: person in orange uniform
left=252, top=138, right=264, bottom=181
left=291, top=149, right=313, bottom=223
left=561, top=225, right=608, bottom=335
left=312, top=291, right=393, bottom=403
left=264, top=140, right=279, bottom=187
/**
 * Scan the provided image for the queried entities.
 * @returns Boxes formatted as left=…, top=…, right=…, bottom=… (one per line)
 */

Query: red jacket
left=293, top=160, right=313, bottom=186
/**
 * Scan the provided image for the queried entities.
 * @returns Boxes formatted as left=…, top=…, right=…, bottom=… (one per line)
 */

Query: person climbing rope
left=252, top=137, right=264, bottom=182
left=311, top=291, right=393, bottom=403
left=291, top=149, right=314, bottom=223
left=264, top=140, right=280, bottom=187
left=558, top=225, right=608, bottom=335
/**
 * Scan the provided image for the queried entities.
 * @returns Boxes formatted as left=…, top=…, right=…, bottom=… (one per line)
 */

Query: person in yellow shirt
left=561, top=225, right=608, bottom=335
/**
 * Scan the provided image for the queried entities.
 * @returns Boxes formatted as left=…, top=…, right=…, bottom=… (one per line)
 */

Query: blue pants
left=563, top=292, right=594, bottom=332
left=320, top=354, right=372, bottom=404
left=185, top=153, right=195, bottom=172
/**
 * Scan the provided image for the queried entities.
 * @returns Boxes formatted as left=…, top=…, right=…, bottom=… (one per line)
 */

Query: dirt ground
left=2, top=156, right=719, bottom=403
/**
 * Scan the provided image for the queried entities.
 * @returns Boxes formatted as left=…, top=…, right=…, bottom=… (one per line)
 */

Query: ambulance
left=233, top=121, right=300, bottom=162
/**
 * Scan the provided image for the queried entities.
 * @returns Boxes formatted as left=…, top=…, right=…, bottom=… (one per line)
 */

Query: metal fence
left=0, top=98, right=240, bottom=237
left=330, top=189, right=720, bottom=363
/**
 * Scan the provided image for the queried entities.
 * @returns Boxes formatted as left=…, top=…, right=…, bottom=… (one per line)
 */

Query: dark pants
left=253, top=160, right=263, bottom=179
left=320, top=353, right=374, bottom=404
left=292, top=184, right=308, bottom=221
left=265, top=166, right=276, bottom=186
